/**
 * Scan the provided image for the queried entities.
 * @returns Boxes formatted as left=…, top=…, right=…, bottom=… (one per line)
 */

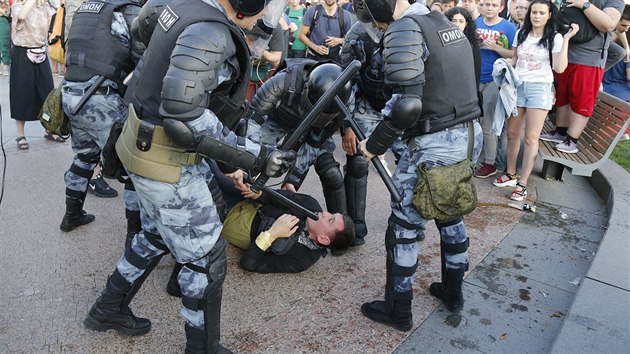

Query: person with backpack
left=297, top=0, right=352, bottom=63
left=287, top=0, right=308, bottom=58
left=540, top=0, right=625, bottom=154
left=493, top=0, right=578, bottom=201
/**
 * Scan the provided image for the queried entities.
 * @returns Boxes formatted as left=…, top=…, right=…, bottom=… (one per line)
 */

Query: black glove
left=264, top=150, right=296, bottom=178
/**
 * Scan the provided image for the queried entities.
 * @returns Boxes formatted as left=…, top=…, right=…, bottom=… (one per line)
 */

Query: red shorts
left=554, top=63, right=604, bottom=117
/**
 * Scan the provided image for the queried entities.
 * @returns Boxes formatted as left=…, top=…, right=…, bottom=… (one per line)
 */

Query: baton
left=71, top=75, right=107, bottom=116
left=250, top=60, right=362, bottom=193
left=334, top=96, right=402, bottom=203
left=242, top=173, right=319, bottom=220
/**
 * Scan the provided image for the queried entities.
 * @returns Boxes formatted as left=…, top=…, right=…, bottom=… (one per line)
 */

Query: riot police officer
left=354, top=0, right=483, bottom=331
left=83, top=0, right=295, bottom=352
left=59, top=0, right=145, bottom=233
left=246, top=60, right=352, bottom=220
left=338, top=22, right=408, bottom=245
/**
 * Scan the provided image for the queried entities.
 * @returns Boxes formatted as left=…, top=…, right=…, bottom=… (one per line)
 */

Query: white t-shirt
left=513, top=31, right=563, bottom=83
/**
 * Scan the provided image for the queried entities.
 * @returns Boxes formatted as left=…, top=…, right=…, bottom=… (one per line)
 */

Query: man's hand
left=358, top=139, right=376, bottom=161
left=239, top=183, right=262, bottom=200
left=342, top=127, right=359, bottom=155
left=325, top=36, right=343, bottom=48
left=565, top=0, right=586, bottom=9
left=313, top=44, right=329, bottom=56
left=268, top=214, right=300, bottom=240
left=564, top=23, right=580, bottom=40
left=264, top=150, right=296, bottom=177
left=281, top=183, right=297, bottom=193
left=225, top=170, right=245, bottom=188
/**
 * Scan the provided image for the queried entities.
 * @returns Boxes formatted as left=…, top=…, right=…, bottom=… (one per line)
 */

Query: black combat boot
left=60, top=193, right=95, bottom=232
left=361, top=295, right=413, bottom=332
left=166, top=262, right=183, bottom=297
left=84, top=270, right=151, bottom=336
left=429, top=267, right=465, bottom=312
left=185, top=324, right=232, bottom=354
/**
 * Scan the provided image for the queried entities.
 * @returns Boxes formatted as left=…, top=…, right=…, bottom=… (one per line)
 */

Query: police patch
left=77, top=1, right=104, bottom=14
left=438, top=28, right=466, bottom=46
left=158, top=5, right=179, bottom=32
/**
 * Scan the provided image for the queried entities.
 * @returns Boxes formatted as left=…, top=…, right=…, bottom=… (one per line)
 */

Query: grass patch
left=610, top=139, right=630, bottom=172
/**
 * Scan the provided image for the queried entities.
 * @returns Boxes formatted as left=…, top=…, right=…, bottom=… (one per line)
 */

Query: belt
left=63, top=86, right=116, bottom=96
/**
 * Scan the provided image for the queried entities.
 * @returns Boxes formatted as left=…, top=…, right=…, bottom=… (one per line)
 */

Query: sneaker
left=539, top=131, right=566, bottom=144
left=493, top=173, right=518, bottom=187
left=555, top=140, right=578, bottom=154
left=474, top=163, right=497, bottom=178
left=88, top=174, right=119, bottom=198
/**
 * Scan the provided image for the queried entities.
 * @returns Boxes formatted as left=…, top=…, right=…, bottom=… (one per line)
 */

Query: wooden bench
left=539, top=91, right=630, bottom=180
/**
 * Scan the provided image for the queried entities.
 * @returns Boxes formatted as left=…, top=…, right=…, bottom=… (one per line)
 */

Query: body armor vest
left=404, top=12, right=480, bottom=137
left=65, top=0, right=137, bottom=84
left=273, top=58, right=319, bottom=129
left=358, top=41, right=388, bottom=112
left=131, top=0, right=250, bottom=130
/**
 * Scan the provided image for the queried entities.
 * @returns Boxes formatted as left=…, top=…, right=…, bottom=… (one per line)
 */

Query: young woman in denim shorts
left=493, top=0, right=578, bottom=201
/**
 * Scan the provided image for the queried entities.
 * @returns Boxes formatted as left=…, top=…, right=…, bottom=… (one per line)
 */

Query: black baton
left=71, top=75, right=107, bottom=116
left=243, top=173, right=319, bottom=220
left=334, top=96, right=402, bottom=203
left=250, top=60, right=362, bottom=193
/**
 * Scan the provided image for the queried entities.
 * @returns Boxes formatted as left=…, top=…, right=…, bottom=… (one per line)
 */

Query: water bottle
left=507, top=200, right=537, bottom=213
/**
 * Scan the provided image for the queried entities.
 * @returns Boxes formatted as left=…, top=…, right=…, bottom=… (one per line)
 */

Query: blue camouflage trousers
left=351, top=97, right=407, bottom=162
left=62, top=78, right=125, bottom=196
left=248, top=114, right=337, bottom=188
left=389, top=121, right=482, bottom=294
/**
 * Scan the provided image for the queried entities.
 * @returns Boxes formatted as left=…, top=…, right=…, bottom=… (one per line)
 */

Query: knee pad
left=180, top=239, right=227, bottom=315
left=77, top=151, right=101, bottom=164
left=315, top=153, right=344, bottom=189
left=345, top=154, right=369, bottom=179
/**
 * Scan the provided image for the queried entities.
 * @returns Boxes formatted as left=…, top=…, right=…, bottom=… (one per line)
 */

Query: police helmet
left=352, top=0, right=397, bottom=24
left=229, top=0, right=267, bottom=19
left=299, top=63, right=352, bottom=127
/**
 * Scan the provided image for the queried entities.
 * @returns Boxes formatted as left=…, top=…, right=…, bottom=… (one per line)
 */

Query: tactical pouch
left=412, top=123, right=477, bottom=222
left=101, top=119, right=125, bottom=180
left=412, top=158, right=477, bottom=223
left=39, top=84, right=71, bottom=138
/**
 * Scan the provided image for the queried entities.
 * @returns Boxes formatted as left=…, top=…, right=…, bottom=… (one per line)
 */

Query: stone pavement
left=0, top=74, right=628, bottom=353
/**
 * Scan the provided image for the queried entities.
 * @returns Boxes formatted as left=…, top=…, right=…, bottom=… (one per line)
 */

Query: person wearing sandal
left=44, top=130, right=66, bottom=142
left=9, top=0, right=58, bottom=151
left=494, top=0, right=577, bottom=201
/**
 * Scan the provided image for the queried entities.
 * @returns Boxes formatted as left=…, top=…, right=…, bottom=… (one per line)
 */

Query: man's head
left=461, top=0, right=480, bottom=15
left=482, top=0, right=504, bottom=20
left=617, top=5, right=630, bottom=33
left=307, top=212, right=355, bottom=251
left=223, top=0, right=268, bottom=30
left=515, top=0, right=531, bottom=24
left=441, top=0, right=456, bottom=12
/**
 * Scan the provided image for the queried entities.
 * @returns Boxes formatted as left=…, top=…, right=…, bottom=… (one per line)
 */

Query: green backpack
left=39, top=85, right=71, bottom=138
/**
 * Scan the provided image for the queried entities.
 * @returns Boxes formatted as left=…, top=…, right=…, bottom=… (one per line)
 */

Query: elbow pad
left=162, top=118, right=268, bottom=173
left=366, top=95, right=422, bottom=155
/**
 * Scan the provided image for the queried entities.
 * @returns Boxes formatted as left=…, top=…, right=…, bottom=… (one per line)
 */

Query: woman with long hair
left=445, top=6, right=481, bottom=86
left=10, top=0, right=59, bottom=150
left=493, top=0, right=577, bottom=201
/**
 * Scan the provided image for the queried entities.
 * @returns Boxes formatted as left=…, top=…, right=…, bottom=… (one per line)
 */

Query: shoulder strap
left=337, top=7, right=346, bottom=37
left=306, top=4, right=323, bottom=38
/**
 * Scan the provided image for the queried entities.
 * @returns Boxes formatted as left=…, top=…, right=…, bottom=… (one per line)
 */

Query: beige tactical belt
left=116, top=104, right=201, bottom=183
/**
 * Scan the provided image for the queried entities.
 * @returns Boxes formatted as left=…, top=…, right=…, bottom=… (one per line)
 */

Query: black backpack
left=278, top=58, right=320, bottom=107
left=557, top=0, right=601, bottom=44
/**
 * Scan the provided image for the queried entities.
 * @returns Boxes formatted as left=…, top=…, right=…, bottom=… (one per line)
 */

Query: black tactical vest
left=358, top=40, right=388, bottom=112
left=404, top=12, right=480, bottom=136
left=131, top=0, right=250, bottom=129
left=273, top=58, right=319, bottom=129
left=64, top=0, right=137, bottom=84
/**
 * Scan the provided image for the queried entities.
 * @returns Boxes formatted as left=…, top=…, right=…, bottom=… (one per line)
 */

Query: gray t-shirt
left=568, top=0, right=625, bottom=68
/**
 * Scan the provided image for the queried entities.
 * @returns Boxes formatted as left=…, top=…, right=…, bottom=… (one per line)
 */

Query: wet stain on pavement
left=519, top=289, right=531, bottom=301
left=445, top=314, right=466, bottom=328
left=511, top=304, right=528, bottom=312
left=480, top=318, right=492, bottom=326
left=495, top=258, right=524, bottom=269
left=468, top=308, right=480, bottom=316
left=516, top=275, right=528, bottom=283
